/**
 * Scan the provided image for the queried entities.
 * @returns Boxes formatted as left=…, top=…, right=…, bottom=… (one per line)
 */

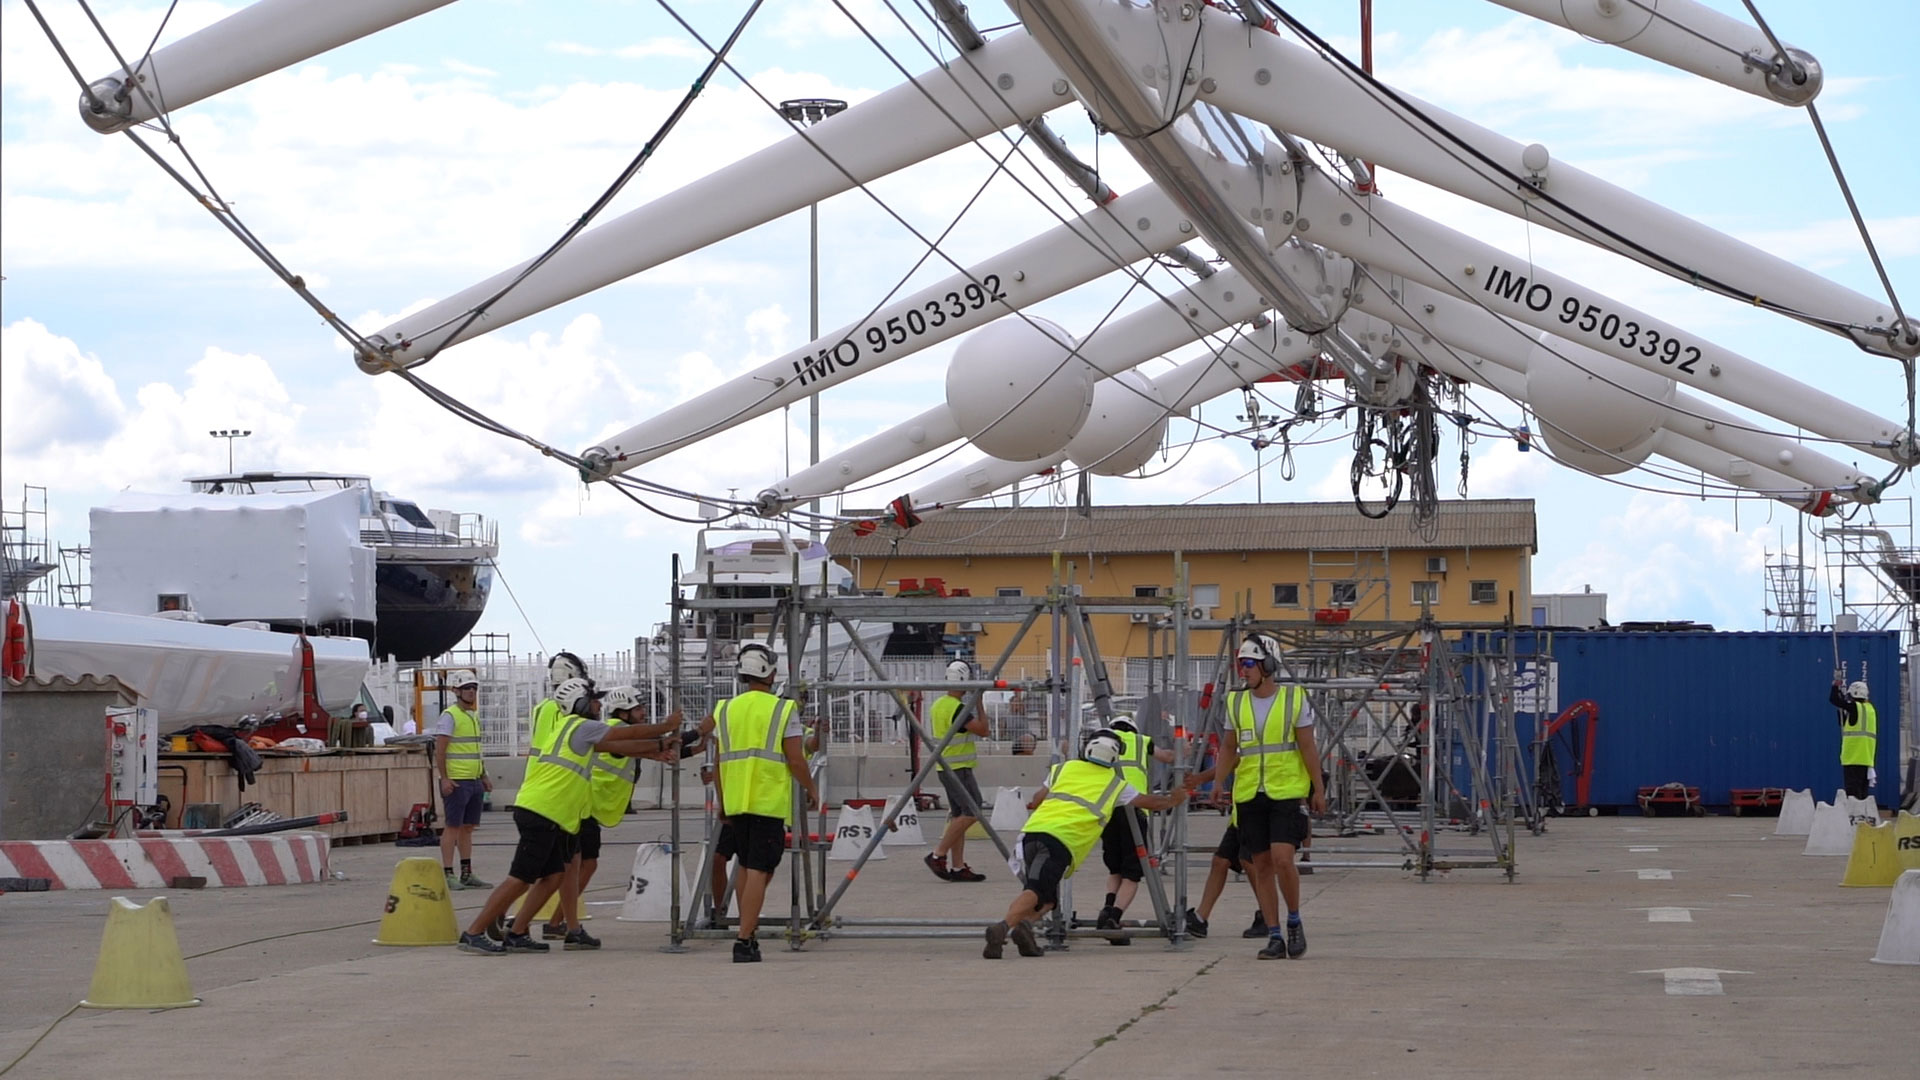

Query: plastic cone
left=1870, top=870, right=1920, bottom=965
left=879, top=803, right=926, bottom=847
left=1840, top=821, right=1901, bottom=887
left=374, top=857, right=459, bottom=946
left=829, top=805, right=885, bottom=861
left=1803, top=800, right=1853, bottom=856
left=616, top=843, right=686, bottom=922
left=1774, top=789, right=1814, bottom=836
left=1896, top=813, right=1920, bottom=873
left=80, top=896, right=201, bottom=1009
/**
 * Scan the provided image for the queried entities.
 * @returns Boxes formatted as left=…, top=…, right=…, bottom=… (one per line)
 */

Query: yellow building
left=827, top=499, right=1536, bottom=658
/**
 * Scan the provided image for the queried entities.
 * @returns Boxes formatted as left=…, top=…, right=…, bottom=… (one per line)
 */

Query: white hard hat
left=548, top=651, right=587, bottom=689
left=1109, top=714, right=1137, bottom=734
left=554, top=677, right=601, bottom=715
left=737, top=642, right=777, bottom=682
left=1848, top=681, right=1869, bottom=701
left=602, top=686, right=644, bottom=714
left=1082, top=729, right=1124, bottom=766
left=447, top=669, right=479, bottom=689
left=1236, top=634, right=1281, bottom=675
left=946, top=660, right=971, bottom=682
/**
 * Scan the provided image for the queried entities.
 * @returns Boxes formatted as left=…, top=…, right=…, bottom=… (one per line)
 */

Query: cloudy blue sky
left=3, top=0, right=1916, bottom=657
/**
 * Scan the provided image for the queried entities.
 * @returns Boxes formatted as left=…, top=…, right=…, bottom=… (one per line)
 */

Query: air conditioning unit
left=1426, top=557, right=1448, bottom=574
left=1129, top=612, right=1151, bottom=624
left=1189, top=606, right=1210, bottom=620
left=956, top=622, right=984, bottom=633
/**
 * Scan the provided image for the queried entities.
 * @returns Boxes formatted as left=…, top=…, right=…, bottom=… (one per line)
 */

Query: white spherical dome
left=945, top=316, right=1095, bottom=461
left=1525, top=332, right=1670, bottom=475
left=1066, top=370, right=1170, bottom=476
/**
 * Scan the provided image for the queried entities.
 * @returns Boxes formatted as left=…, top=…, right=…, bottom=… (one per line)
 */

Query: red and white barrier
left=0, top=832, right=330, bottom=890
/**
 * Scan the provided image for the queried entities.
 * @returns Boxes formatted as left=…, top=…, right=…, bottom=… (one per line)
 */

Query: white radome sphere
left=945, top=316, right=1096, bottom=461
left=1067, top=370, right=1170, bottom=476
left=1524, top=332, right=1671, bottom=475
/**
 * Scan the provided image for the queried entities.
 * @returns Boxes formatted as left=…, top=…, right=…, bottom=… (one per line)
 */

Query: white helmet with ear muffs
left=945, top=659, right=971, bottom=682
left=737, top=642, right=777, bottom=683
left=1108, top=714, right=1137, bottom=735
left=1082, top=729, right=1124, bottom=766
left=554, top=677, right=601, bottom=715
left=1848, top=681, right=1869, bottom=701
left=1236, top=634, right=1283, bottom=677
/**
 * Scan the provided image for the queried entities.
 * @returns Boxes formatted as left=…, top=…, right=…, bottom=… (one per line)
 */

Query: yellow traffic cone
left=374, top=857, right=459, bottom=946
left=1896, top=813, right=1920, bottom=873
left=80, top=896, right=201, bottom=1009
left=509, top=889, right=591, bottom=922
left=1840, top=820, right=1901, bottom=888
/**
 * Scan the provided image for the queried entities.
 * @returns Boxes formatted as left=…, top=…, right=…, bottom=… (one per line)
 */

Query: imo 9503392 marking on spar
left=1481, top=264, right=1703, bottom=374
left=790, top=274, right=1008, bottom=388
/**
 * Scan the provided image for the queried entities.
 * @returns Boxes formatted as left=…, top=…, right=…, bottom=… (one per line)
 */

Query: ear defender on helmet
left=737, top=642, right=777, bottom=682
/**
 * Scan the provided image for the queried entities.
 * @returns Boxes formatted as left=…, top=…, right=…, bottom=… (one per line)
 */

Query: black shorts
left=1842, top=764, right=1871, bottom=801
left=713, top=821, right=738, bottom=861
left=1100, top=808, right=1147, bottom=881
left=937, top=767, right=985, bottom=817
left=508, top=807, right=579, bottom=883
left=577, top=817, right=602, bottom=861
left=1214, top=823, right=1244, bottom=874
left=1236, top=794, right=1311, bottom=856
left=725, top=813, right=786, bottom=874
left=1019, top=832, right=1072, bottom=908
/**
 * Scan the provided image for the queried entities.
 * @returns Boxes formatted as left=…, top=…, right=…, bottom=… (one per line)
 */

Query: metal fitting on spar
left=352, top=334, right=404, bottom=375
left=78, top=77, right=134, bottom=134
left=1852, top=317, right=1920, bottom=361
left=577, top=447, right=615, bottom=482
left=1753, top=47, right=1822, bottom=107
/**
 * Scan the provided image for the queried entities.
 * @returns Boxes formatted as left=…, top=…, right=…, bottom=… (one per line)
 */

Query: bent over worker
left=1214, top=634, right=1324, bottom=960
left=983, top=729, right=1181, bottom=959
left=456, top=678, right=682, bottom=955
left=1830, top=678, right=1877, bottom=801
left=707, top=642, right=820, bottom=964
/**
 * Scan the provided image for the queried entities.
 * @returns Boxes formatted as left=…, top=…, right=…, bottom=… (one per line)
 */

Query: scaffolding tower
left=1821, top=501, right=1919, bottom=641
left=1763, top=554, right=1817, bottom=632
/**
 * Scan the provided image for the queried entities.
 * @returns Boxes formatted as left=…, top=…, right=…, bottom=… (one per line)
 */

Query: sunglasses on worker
left=1237, top=657, right=1261, bottom=669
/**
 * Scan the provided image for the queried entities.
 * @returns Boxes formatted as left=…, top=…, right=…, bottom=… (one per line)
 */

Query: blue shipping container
left=1458, top=631, right=1901, bottom=810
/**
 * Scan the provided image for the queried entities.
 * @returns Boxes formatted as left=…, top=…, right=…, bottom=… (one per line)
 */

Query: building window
left=1470, top=580, right=1498, bottom=605
left=996, top=587, right=1023, bottom=598
left=1133, top=585, right=1161, bottom=598
left=1411, top=581, right=1439, bottom=606
left=1329, top=581, right=1358, bottom=607
left=1271, top=583, right=1301, bottom=607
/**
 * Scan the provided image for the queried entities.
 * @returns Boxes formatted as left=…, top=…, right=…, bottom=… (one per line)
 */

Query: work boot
left=983, top=921, right=1008, bottom=959
left=1242, top=912, right=1269, bottom=939
left=1286, top=919, right=1308, bottom=959
left=1257, top=933, right=1288, bottom=960
left=1096, top=905, right=1129, bottom=946
left=457, top=931, right=504, bottom=955
left=563, top=927, right=602, bottom=951
left=924, top=853, right=954, bottom=881
left=1009, top=920, right=1045, bottom=957
left=502, top=931, right=550, bottom=953
left=1183, top=908, right=1209, bottom=939
left=732, top=938, right=761, bottom=963
left=948, top=864, right=987, bottom=883
left=541, top=921, right=568, bottom=941
left=460, top=872, right=494, bottom=889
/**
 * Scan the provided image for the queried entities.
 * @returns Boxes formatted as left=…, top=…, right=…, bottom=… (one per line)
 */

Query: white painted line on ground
left=1629, top=847, right=1660, bottom=852
left=1728, top=893, right=1753, bottom=898
left=1636, top=968, right=1750, bottom=996
left=1635, top=869, right=1675, bottom=880
left=1646, top=907, right=1694, bottom=923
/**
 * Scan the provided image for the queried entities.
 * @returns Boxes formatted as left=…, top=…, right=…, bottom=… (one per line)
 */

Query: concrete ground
left=0, top=810, right=1910, bottom=1079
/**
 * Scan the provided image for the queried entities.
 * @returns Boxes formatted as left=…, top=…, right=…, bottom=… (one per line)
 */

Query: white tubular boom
left=1393, top=294, right=1863, bottom=502
left=359, top=33, right=1071, bottom=370
left=1284, top=171, right=1913, bottom=467
left=869, top=319, right=1323, bottom=525
left=79, top=0, right=460, bottom=134
left=752, top=260, right=1268, bottom=514
left=584, top=185, right=1188, bottom=481
left=1189, top=8, right=1916, bottom=359
left=1484, top=0, right=1822, bottom=106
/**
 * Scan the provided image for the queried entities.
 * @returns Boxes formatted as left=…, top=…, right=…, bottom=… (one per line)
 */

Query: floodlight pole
left=209, top=428, right=252, bottom=472
left=778, top=98, right=849, bottom=537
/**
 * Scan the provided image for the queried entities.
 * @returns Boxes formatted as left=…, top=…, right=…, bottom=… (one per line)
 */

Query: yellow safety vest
left=1024, top=761, right=1128, bottom=873
left=931, top=694, right=977, bottom=768
left=530, top=698, right=561, bottom=750
left=443, top=705, right=484, bottom=780
left=1841, top=702, right=1878, bottom=767
left=1115, top=729, right=1150, bottom=793
left=516, top=712, right=594, bottom=833
left=588, top=719, right=641, bottom=828
left=1228, top=688, right=1310, bottom=801
left=715, top=691, right=799, bottom=824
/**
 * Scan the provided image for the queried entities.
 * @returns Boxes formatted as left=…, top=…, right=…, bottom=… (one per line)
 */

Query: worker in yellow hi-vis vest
left=1212, top=634, right=1325, bottom=961
left=983, top=729, right=1181, bottom=959
left=1830, top=677, right=1878, bottom=801
left=433, top=670, right=492, bottom=892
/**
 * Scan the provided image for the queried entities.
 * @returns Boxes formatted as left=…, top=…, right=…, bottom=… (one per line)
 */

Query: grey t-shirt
left=564, top=718, right=613, bottom=755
